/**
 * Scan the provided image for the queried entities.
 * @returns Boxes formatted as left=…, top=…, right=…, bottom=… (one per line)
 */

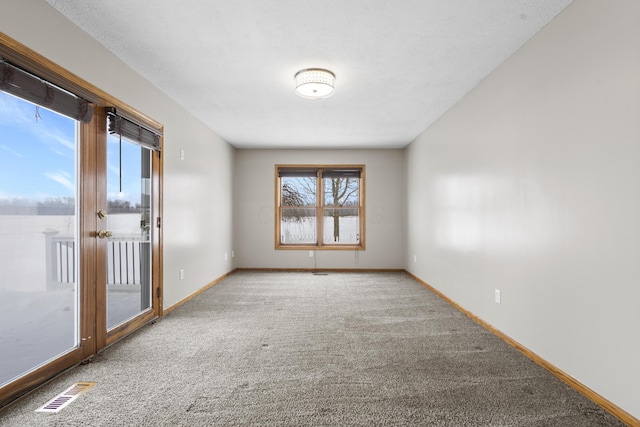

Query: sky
left=0, top=91, right=143, bottom=205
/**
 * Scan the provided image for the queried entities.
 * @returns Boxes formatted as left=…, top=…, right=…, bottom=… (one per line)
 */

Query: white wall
left=1, top=0, right=236, bottom=309
left=405, top=0, right=640, bottom=419
left=234, top=149, right=404, bottom=269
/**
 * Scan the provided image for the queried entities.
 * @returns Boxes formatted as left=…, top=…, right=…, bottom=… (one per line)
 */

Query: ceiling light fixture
left=294, top=68, right=335, bottom=99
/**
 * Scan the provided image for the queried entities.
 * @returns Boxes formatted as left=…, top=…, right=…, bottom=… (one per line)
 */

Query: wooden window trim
left=275, top=164, right=366, bottom=250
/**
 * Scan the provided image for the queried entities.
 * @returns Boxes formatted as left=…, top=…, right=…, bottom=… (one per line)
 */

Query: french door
left=0, top=35, right=162, bottom=407
left=0, top=90, right=91, bottom=402
left=98, top=107, right=161, bottom=346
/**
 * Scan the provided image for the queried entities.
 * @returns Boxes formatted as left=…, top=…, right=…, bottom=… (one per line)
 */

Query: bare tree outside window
left=281, top=178, right=315, bottom=222
left=324, top=177, right=359, bottom=242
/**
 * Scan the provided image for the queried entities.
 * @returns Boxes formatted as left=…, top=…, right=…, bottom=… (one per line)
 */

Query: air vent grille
left=35, top=382, right=96, bottom=413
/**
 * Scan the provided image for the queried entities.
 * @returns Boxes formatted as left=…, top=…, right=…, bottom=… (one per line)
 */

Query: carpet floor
left=0, top=271, right=625, bottom=426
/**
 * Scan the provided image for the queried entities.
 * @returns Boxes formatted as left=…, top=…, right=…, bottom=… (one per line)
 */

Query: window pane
left=281, top=207, right=316, bottom=244
left=281, top=176, right=315, bottom=207
left=323, top=177, right=359, bottom=207
left=323, top=208, right=360, bottom=244
left=106, top=131, right=153, bottom=330
left=0, top=91, right=79, bottom=387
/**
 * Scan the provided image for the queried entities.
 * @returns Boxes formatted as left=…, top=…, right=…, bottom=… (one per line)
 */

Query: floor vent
left=35, top=382, right=96, bottom=413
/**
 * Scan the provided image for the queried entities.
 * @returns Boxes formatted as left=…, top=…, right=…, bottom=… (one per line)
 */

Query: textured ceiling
left=44, top=0, right=572, bottom=149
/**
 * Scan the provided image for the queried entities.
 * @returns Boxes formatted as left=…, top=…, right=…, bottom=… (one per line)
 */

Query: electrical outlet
left=309, top=251, right=314, bottom=258
left=180, top=149, right=185, bottom=160
left=224, top=252, right=228, bottom=261
left=231, top=250, right=235, bottom=258
left=413, top=255, right=417, bottom=263
left=179, top=269, right=184, bottom=280
left=495, top=289, right=501, bottom=304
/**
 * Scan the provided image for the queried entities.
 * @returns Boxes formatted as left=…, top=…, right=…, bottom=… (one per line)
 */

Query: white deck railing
left=44, top=232, right=146, bottom=290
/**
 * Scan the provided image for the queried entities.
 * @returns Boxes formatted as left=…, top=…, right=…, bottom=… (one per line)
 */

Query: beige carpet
left=0, top=271, right=624, bottom=426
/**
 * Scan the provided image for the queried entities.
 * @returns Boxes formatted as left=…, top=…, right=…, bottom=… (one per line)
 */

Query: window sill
left=276, top=244, right=365, bottom=251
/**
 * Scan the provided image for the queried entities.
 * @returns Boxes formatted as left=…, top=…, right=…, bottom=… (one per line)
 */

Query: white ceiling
left=44, top=0, right=572, bottom=149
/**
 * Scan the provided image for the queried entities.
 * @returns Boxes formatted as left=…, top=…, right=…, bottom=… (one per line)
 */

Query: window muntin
left=276, top=165, right=365, bottom=249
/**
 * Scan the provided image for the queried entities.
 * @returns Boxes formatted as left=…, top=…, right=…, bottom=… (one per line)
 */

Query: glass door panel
left=0, top=92, right=79, bottom=386
left=105, top=132, right=152, bottom=330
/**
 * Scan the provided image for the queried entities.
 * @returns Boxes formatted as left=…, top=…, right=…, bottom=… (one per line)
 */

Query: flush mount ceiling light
left=294, top=68, right=335, bottom=99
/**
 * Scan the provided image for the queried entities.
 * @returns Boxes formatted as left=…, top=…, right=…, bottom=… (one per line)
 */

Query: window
left=276, top=165, right=365, bottom=249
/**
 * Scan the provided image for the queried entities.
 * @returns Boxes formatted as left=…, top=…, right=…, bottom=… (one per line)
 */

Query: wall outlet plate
left=495, top=289, right=501, bottom=304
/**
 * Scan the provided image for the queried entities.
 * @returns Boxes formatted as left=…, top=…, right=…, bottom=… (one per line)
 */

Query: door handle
left=97, top=230, right=113, bottom=239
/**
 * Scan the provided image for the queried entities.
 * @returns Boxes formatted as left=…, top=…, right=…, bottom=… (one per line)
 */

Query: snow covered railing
left=44, top=230, right=144, bottom=289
